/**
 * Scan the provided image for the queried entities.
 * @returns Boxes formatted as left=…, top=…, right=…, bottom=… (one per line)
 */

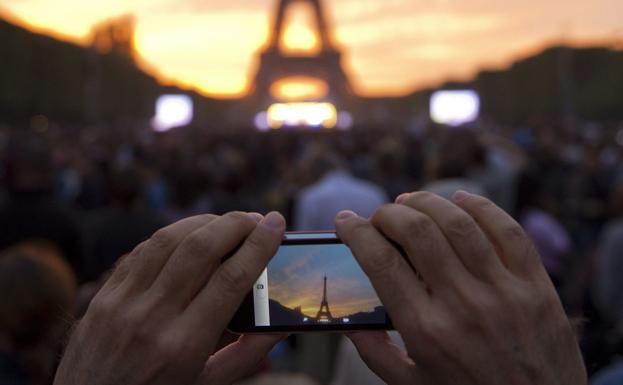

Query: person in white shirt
left=292, top=147, right=389, bottom=383
left=293, top=150, right=388, bottom=231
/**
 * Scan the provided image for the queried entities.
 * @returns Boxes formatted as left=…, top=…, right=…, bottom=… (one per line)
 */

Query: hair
left=5, top=132, right=54, bottom=192
left=431, top=130, right=485, bottom=180
left=109, top=167, right=142, bottom=207
left=297, top=143, right=348, bottom=184
left=0, top=242, right=76, bottom=384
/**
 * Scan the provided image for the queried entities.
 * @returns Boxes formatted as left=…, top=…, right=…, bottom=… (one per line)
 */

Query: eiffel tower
left=250, top=0, right=352, bottom=105
left=316, top=275, right=333, bottom=322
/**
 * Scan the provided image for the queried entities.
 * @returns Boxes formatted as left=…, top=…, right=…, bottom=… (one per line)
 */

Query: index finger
left=335, top=211, right=430, bottom=329
left=178, top=212, right=286, bottom=340
left=452, top=191, right=545, bottom=280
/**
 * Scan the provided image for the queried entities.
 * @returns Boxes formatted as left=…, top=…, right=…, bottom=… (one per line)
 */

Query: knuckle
left=365, top=246, right=401, bottom=278
left=452, top=286, right=497, bottom=325
left=115, top=309, right=147, bottom=330
left=244, top=231, right=270, bottom=255
left=129, top=241, right=147, bottom=257
left=411, top=190, right=436, bottom=201
left=225, top=211, right=255, bottom=228
left=445, top=214, right=478, bottom=238
left=371, top=203, right=396, bottom=224
left=111, top=253, right=134, bottom=277
left=182, top=231, right=215, bottom=257
left=418, top=317, right=451, bottom=347
left=150, top=227, right=177, bottom=250
left=403, top=213, right=435, bottom=238
left=501, top=222, right=526, bottom=240
left=217, top=259, right=253, bottom=292
left=154, top=333, right=193, bottom=365
left=132, top=321, right=159, bottom=346
left=87, top=294, right=117, bottom=320
left=472, top=195, right=495, bottom=210
left=533, top=289, right=560, bottom=315
left=347, top=216, right=374, bottom=234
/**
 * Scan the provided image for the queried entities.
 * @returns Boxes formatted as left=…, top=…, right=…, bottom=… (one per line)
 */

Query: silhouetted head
left=430, top=130, right=485, bottom=180
left=298, top=143, right=348, bottom=185
left=109, top=167, right=142, bottom=208
left=0, top=242, right=76, bottom=384
left=5, top=133, right=54, bottom=193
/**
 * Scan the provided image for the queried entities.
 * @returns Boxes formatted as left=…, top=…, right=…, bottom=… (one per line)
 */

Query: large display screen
left=430, top=89, right=480, bottom=126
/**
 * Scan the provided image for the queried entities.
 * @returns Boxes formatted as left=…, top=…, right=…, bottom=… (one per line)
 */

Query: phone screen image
left=252, top=243, right=387, bottom=328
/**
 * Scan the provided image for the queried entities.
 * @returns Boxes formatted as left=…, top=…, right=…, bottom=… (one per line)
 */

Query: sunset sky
left=267, top=244, right=381, bottom=318
left=1, top=0, right=622, bottom=97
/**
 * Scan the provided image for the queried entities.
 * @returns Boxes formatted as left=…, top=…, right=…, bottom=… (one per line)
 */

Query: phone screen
left=252, top=242, right=387, bottom=328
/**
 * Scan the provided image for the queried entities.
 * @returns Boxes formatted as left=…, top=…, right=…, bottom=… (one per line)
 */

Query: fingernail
left=247, top=212, right=264, bottom=223
left=261, top=212, right=284, bottom=229
left=452, top=190, right=471, bottom=202
left=395, top=193, right=410, bottom=204
left=337, top=210, right=357, bottom=220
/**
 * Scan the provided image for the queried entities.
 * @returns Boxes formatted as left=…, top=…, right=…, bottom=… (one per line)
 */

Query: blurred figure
left=292, top=144, right=387, bottom=382
left=421, top=130, right=487, bottom=199
left=294, top=145, right=387, bottom=231
left=370, top=136, right=412, bottom=200
left=592, top=217, right=623, bottom=333
left=567, top=145, right=612, bottom=255
left=84, top=167, right=165, bottom=281
left=515, top=170, right=573, bottom=290
left=162, top=166, right=212, bottom=224
left=590, top=361, right=623, bottom=385
left=0, top=133, right=83, bottom=279
left=0, top=242, right=76, bottom=385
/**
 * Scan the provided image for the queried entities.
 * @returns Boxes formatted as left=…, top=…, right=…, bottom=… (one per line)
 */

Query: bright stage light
left=430, top=90, right=480, bottom=126
left=270, top=76, right=329, bottom=101
left=151, top=94, right=193, bottom=132
left=265, top=102, right=338, bottom=129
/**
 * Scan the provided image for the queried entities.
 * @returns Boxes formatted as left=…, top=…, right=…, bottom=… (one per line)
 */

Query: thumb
left=196, top=333, right=287, bottom=385
left=347, top=331, right=418, bottom=385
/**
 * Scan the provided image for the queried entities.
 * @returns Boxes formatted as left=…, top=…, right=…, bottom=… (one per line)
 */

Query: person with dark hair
left=294, top=144, right=387, bottom=231
left=84, top=167, right=165, bottom=281
left=421, top=130, right=487, bottom=199
left=515, top=169, right=573, bottom=290
left=0, top=134, right=83, bottom=279
left=0, top=242, right=76, bottom=385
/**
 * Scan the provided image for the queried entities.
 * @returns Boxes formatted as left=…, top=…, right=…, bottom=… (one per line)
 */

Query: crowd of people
left=0, top=119, right=622, bottom=384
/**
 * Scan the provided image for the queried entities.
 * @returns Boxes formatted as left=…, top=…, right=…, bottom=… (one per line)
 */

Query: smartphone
left=229, top=232, right=392, bottom=333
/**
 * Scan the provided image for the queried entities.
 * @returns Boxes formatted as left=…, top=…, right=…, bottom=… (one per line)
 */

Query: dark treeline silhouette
left=267, top=299, right=386, bottom=326
left=0, top=16, right=230, bottom=128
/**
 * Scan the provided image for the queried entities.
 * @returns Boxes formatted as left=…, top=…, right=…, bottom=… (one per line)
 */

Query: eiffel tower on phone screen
left=316, top=275, right=333, bottom=323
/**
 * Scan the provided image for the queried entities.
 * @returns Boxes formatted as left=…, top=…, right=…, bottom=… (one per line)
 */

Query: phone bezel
left=228, top=231, right=393, bottom=333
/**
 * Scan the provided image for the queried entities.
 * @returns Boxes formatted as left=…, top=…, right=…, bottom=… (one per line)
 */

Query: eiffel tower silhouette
left=251, top=0, right=352, bottom=105
left=316, top=275, right=333, bottom=322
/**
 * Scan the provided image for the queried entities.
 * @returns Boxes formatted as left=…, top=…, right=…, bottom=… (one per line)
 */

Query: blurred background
left=1, top=0, right=623, bottom=384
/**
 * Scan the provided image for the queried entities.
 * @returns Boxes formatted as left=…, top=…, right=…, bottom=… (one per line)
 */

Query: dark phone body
left=229, top=232, right=393, bottom=333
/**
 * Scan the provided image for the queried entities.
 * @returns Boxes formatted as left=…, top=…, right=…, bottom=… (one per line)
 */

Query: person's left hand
left=54, top=211, right=286, bottom=385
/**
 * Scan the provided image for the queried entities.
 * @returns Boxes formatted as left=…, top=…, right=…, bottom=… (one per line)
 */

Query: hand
left=335, top=191, right=586, bottom=385
left=54, top=211, right=286, bottom=385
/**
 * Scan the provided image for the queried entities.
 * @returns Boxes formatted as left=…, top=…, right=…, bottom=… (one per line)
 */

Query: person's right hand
left=54, top=211, right=286, bottom=385
left=336, top=191, right=586, bottom=385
